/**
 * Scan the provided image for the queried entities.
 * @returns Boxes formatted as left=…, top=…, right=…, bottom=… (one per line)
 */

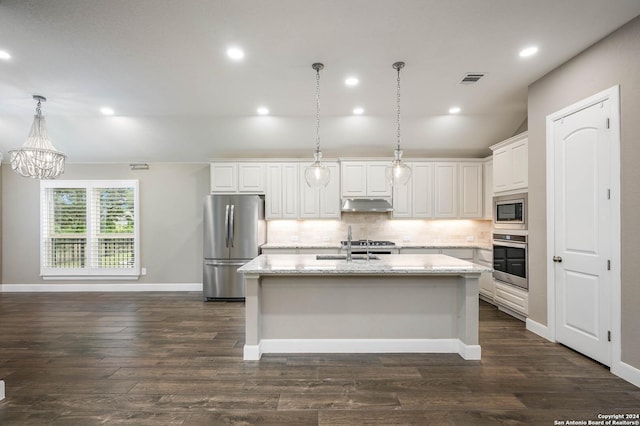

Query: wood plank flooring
left=0, top=292, right=638, bottom=425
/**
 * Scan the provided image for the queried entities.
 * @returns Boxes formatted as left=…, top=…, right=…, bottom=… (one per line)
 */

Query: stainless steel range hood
left=341, top=198, right=393, bottom=213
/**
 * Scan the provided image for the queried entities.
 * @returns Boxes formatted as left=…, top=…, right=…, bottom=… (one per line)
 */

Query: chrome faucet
left=346, top=225, right=352, bottom=262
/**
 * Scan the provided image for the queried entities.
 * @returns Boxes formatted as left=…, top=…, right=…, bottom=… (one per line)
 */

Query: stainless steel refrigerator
left=203, top=194, right=266, bottom=300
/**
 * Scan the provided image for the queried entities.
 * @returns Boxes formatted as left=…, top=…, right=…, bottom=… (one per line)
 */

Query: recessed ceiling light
left=100, top=107, right=115, bottom=116
left=226, top=47, right=245, bottom=61
left=257, top=106, right=269, bottom=115
left=449, top=106, right=461, bottom=114
left=0, top=50, right=11, bottom=60
left=345, top=77, right=359, bottom=86
left=353, top=107, right=364, bottom=115
left=519, top=46, right=538, bottom=58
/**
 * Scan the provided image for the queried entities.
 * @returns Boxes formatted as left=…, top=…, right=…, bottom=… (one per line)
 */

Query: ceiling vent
left=459, top=72, right=486, bottom=85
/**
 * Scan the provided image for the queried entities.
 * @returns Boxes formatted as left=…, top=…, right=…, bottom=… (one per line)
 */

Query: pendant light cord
left=315, top=65, right=321, bottom=154
left=394, top=62, right=404, bottom=152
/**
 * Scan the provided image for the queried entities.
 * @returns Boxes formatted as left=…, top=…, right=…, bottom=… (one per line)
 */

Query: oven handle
left=493, top=241, right=527, bottom=249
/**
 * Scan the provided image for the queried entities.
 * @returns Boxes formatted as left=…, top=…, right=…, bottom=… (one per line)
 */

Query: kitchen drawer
left=399, top=248, right=440, bottom=254
left=494, top=280, right=528, bottom=315
left=442, top=248, right=474, bottom=260
left=477, top=249, right=492, bottom=263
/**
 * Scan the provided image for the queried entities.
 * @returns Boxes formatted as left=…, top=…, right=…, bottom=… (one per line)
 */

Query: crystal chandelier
left=304, top=62, right=330, bottom=188
left=386, top=61, right=411, bottom=186
left=9, top=95, right=66, bottom=179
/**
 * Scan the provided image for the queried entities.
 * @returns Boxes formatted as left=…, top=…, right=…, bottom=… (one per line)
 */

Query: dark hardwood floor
left=0, top=292, right=638, bottom=425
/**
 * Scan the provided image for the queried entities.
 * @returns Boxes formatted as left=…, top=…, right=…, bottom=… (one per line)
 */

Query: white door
left=553, top=100, right=611, bottom=365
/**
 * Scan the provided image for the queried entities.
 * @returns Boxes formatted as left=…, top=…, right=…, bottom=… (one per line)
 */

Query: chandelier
left=304, top=62, right=331, bottom=188
left=386, top=61, right=411, bottom=186
left=9, top=95, right=66, bottom=179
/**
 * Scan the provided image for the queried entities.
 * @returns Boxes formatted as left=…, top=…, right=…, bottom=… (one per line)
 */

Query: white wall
left=528, top=15, right=640, bottom=369
left=1, top=163, right=210, bottom=287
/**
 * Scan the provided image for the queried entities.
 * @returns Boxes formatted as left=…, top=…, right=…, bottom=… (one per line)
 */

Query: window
left=40, top=180, right=140, bottom=279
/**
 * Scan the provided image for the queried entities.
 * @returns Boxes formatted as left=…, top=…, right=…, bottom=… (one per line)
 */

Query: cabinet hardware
left=608, top=331, right=611, bottom=342
left=553, top=256, right=563, bottom=263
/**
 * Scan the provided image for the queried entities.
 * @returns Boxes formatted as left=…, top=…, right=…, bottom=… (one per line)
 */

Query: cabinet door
left=320, top=163, right=341, bottom=218
left=434, top=163, right=458, bottom=218
left=412, top=163, right=433, bottom=218
left=341, top=162, right=367, bottom=197
left=210, top=163, right=238, bottom=192
left=299, top=163, right=320, bottom=218
left=493, top=147, right=511, bottom=193
left=510, top=138, right=528, bottom=190
left=366, top=162, right=392, bottom=197
left=459, top=162, right=483, bottom=218
left=238, top=163, right=265, bottom=193
left=392, top=164, right=411, bottom=218
left=281, top=163, right=299, bottom=218
left=265, top=164, right=282, bottom=219
left=483, top=160, right=493, bottom=220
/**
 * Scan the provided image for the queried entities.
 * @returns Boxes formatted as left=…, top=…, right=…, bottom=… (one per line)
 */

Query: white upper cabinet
left=341, top=161, right=392, bottom=197
left=458, top=162, right=483, bottom=218
left=434, top=162, right=458, bottom=218
left=392, top=162, right=433, bottom=218
left=483, top=158, right=493, bottom=220
left=491, top=132, right=528, bottom=194
left=393, top=161, right=483, bottom=219
left=210, top=162, right=265, bottom=193
left=265, top=163, right=299, bottom=219
left=300, top=161, right=340, bottom=219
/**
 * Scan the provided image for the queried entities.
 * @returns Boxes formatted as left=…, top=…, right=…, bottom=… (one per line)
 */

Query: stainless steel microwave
left=493, top=193, right=527, bottom=230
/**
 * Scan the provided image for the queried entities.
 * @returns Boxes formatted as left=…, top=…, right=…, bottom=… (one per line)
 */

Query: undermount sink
left=315, top=254, right=379, bottom=261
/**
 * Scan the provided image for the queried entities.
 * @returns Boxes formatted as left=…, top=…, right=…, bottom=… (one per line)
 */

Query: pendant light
left=9, top=95, right=66, bottom=179
left=304, top=62, right=331, bottom=188
left=386, top=61, right=411, bottom=186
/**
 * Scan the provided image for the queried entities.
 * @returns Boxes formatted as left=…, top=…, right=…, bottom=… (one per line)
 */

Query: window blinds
left=40, top=180, right=139, bottom=278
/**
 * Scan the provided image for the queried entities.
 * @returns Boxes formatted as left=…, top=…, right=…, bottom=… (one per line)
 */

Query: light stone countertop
left=238, top=254, right=492, bottom=275
left=260, top=243, right=492, bottom=251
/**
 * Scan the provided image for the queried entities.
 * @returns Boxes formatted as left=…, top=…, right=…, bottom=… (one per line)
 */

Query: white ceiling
left=1, top=0, right=639, bottom=163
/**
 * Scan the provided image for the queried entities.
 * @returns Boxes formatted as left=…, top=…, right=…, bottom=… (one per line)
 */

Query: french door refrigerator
left=203, top=194, right=266, bottom=300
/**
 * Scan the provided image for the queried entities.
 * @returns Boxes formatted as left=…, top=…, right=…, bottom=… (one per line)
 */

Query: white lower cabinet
left=475, top=249, right=493, bottom=299
left=493, top=280, right=528, bottom=317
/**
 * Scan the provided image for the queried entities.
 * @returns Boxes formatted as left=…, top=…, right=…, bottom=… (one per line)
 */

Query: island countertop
left=238, top=253, right=492, bottom=275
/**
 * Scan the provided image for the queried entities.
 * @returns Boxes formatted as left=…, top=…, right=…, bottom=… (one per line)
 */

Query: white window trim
left=40, top=179, right=140, bottom=280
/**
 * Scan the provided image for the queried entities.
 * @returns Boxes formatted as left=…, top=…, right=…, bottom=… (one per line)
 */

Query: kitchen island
left=238, top=254, right=491, bottom=361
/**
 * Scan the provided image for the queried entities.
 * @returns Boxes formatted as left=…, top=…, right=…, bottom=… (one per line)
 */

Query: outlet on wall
left=402, top=236, right=411, bottom=242
left=290, top=235, right=299, bottom=242
left=141, top=267, right=147, bottom=275
left=466, top=236, right=475, bottom=242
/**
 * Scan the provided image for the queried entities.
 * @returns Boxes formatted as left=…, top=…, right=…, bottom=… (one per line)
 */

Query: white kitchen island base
left=239, top=254, right=489, bottom=361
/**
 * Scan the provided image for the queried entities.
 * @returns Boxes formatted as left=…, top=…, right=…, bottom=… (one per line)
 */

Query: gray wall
left=2, top=163, right=210, bottom=286
left=528, top=16, right=640, bottom=368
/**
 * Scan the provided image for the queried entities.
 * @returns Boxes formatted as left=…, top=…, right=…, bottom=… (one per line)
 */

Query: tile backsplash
left=267, top=214, right=492, bottom=246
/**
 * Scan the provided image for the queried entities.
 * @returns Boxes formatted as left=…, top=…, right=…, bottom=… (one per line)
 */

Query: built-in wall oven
left=493, top=233, right=528, bottom=290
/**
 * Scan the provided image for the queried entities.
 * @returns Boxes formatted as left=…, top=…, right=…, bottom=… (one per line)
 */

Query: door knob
left=553, top=256, right=563, bottom=263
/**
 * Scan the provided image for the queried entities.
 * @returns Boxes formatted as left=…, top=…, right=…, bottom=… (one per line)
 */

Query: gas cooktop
left=340, top=240, right=396, bottom=247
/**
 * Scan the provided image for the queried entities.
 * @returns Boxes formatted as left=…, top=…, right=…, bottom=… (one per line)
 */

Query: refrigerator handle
left=229, top=204, right=235, bottom=247
left=224, top=204, right=230, bottom=248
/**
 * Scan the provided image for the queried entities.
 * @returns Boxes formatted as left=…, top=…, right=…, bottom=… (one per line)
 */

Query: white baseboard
left=243, top=339, right=481, bottom=361
left=0, top=283, right=203, bottom=292
left=0, top=380, right=5, bottom=400
left=526, top=317, right=553, bottom=342
left=612, top=360, right=640, bottom=388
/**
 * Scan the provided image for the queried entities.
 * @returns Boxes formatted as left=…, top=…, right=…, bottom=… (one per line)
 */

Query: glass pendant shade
left=305, top=151, right=331, bottom=188
left=8, top=96, right=66, bottom=179
left=386, top=149, right=412, bottom=186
